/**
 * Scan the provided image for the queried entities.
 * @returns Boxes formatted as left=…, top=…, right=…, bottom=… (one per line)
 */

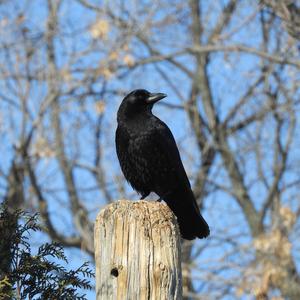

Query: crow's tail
left=164, top=189, right=209, bottom=240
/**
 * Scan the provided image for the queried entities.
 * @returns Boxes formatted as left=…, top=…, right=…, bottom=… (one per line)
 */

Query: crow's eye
left=128, top=96, right=137, bottom=104
left=139, top=93, right=148, bottom=100
left=125, top=89, right=150, bottom=105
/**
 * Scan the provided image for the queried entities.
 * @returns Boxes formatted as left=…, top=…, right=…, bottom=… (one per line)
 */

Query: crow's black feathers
left=115, top=89, right=209, bottom=240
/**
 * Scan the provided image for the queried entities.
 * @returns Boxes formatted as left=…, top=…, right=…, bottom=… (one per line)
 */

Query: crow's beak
left=146, top=93, right=167, bottom=104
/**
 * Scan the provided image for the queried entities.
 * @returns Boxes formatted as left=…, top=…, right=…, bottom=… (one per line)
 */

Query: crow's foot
left=140, top=192, right=150, bottom=200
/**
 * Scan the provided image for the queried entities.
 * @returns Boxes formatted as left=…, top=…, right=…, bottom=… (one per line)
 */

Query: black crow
left=115, top=89, right=209, bottom=240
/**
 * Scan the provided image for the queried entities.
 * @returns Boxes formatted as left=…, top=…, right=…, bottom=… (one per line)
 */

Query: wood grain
left=94, top=200, right=182, bottom=300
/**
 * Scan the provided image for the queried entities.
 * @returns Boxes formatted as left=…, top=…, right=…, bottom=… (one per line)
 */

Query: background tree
left=0, top=0, right=299, bottom=299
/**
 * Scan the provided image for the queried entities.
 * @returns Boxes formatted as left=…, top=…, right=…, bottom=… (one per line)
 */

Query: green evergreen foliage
left=0, top=205, right=94, bottom=300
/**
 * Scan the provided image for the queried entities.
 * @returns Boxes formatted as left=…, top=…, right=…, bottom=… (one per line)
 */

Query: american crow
left=115, top=89, right=209, bottom=240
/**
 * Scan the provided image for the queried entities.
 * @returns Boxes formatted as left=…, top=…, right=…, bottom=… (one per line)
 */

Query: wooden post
left=94, top=200, right=182, bottom=300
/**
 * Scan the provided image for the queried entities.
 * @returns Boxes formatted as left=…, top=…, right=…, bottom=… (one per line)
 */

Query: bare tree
left=0, top=0, right=299, bottom=298
left=262, top=0, right=300, bottom=40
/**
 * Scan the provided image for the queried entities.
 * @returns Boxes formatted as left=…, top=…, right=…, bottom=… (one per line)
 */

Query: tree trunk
left=94, top=200, right=183, bottom=300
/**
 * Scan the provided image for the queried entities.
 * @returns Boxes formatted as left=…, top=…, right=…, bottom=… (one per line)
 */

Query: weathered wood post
left=94, top=200, right=182, bottom=300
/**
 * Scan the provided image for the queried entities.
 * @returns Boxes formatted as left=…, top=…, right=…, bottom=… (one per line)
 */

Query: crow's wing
left=153, top=119, right=208, bottom=239
left=151, top=118, right=192, bottom=190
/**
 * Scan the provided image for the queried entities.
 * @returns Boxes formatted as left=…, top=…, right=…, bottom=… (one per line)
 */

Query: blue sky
left=0, top=0, right=299, bottom=299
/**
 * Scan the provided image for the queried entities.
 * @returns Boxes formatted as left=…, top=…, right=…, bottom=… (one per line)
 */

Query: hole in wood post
left=111, top=267, right=119, bottom=277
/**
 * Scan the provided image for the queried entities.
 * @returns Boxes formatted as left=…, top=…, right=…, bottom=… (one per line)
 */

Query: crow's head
left=117, top=89, right=167, bottom=120
left=124, top=89, right=167, bottom=106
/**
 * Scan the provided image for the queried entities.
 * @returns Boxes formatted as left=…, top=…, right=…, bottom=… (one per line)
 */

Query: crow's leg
left=156, top=191, right=172, bottom=202
left=140, top=192, right=150, bottom=200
